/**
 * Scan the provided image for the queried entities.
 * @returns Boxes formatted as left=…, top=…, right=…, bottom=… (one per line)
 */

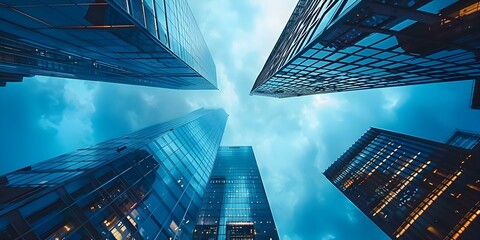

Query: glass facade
left=324, top=128, right=480, bottom=240
left=0, top=0, right=216, bottom=89
left=251, top=0, right=480, bottom=98
left=194, top=146, right=279, bottom=240
left=0, top=108, right=228, bottom=239
left=445, top=130, right=480, bottom=150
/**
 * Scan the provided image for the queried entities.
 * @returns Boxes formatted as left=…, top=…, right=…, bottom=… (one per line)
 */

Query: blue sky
left=1, top=1, right=480, bottom=239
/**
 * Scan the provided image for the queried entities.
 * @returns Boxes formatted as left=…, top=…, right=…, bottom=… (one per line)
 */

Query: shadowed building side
left=324, top=128, right=480, bottom=240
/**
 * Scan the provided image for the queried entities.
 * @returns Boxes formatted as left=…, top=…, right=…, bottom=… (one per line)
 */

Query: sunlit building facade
left=0, top=108, right=227, bottom=239
left=324, top=128, right=480, bottom=240
left=251, top=0, right=480, bottom=100
left=194, top=146, right=279, bottom=240
left=0, top=0, right=216, bottom=89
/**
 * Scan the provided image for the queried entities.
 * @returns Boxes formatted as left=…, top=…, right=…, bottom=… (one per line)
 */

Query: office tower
left=194, top=146, right=279, bottom=240
left=0, top=0, right=216, bottom=89
left=251, top=0, right=480, bottom=102
left=0, top=108, right=227, bottom=240
left=324, top=128, right=480, bottom=240
left=446, top=130, right=480, bottom=149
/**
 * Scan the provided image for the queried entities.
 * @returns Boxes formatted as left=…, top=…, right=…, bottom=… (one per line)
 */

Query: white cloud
left=217, top=63, right=239, bottom=111
left=283, top=235, right=303, bottom=240
left=35, top=78, right=96, bottom=150
left=381, top=88, right=405, bottom=111
left=322, top=234, right=337, bottom=240
left=312, top=95, right=343, bottom=109
left=299, top=95, right=345, bottom=130
left=55, top=81, right=96, bottom=148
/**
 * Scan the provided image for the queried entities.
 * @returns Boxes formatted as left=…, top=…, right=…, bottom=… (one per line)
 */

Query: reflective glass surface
left=446, top=130, right=480, bottom=150
left=324, top=128, right=480, bottom=240
left=0, top=0, right=216, bottom=89
left=0, top=108, right=228, bottom=240
left=194, top=146, right=280, bottom=240
left=252, top=0, right=480, bottom=98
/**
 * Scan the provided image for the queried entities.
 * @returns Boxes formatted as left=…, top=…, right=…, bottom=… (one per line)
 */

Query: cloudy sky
left=1, top=1, right=480, bottom=239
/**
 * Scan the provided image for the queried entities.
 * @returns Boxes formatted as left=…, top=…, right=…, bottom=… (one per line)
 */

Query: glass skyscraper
left=446, top=130, right=480, bottom=149
left=0, top=0, right=216, bottom=89
left=251, top=0, right=480, bottom=101
left=324, top=128, right=480, bottom=240
left=194, top=146, right=279, bottom=240
left=0, top=108, right=227, bottom=239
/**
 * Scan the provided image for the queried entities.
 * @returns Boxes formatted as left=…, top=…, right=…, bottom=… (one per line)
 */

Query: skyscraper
left=194, top=146, right=280, bottom=240
left=445, top=129, right=480, bottom=149
left=0, top=108, right=227, bottom=239
left=0, top=0, right=216, bottom=89
left=251, top=0, right=480, bottom=101
left=324, top=128, right=480, bottom=240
